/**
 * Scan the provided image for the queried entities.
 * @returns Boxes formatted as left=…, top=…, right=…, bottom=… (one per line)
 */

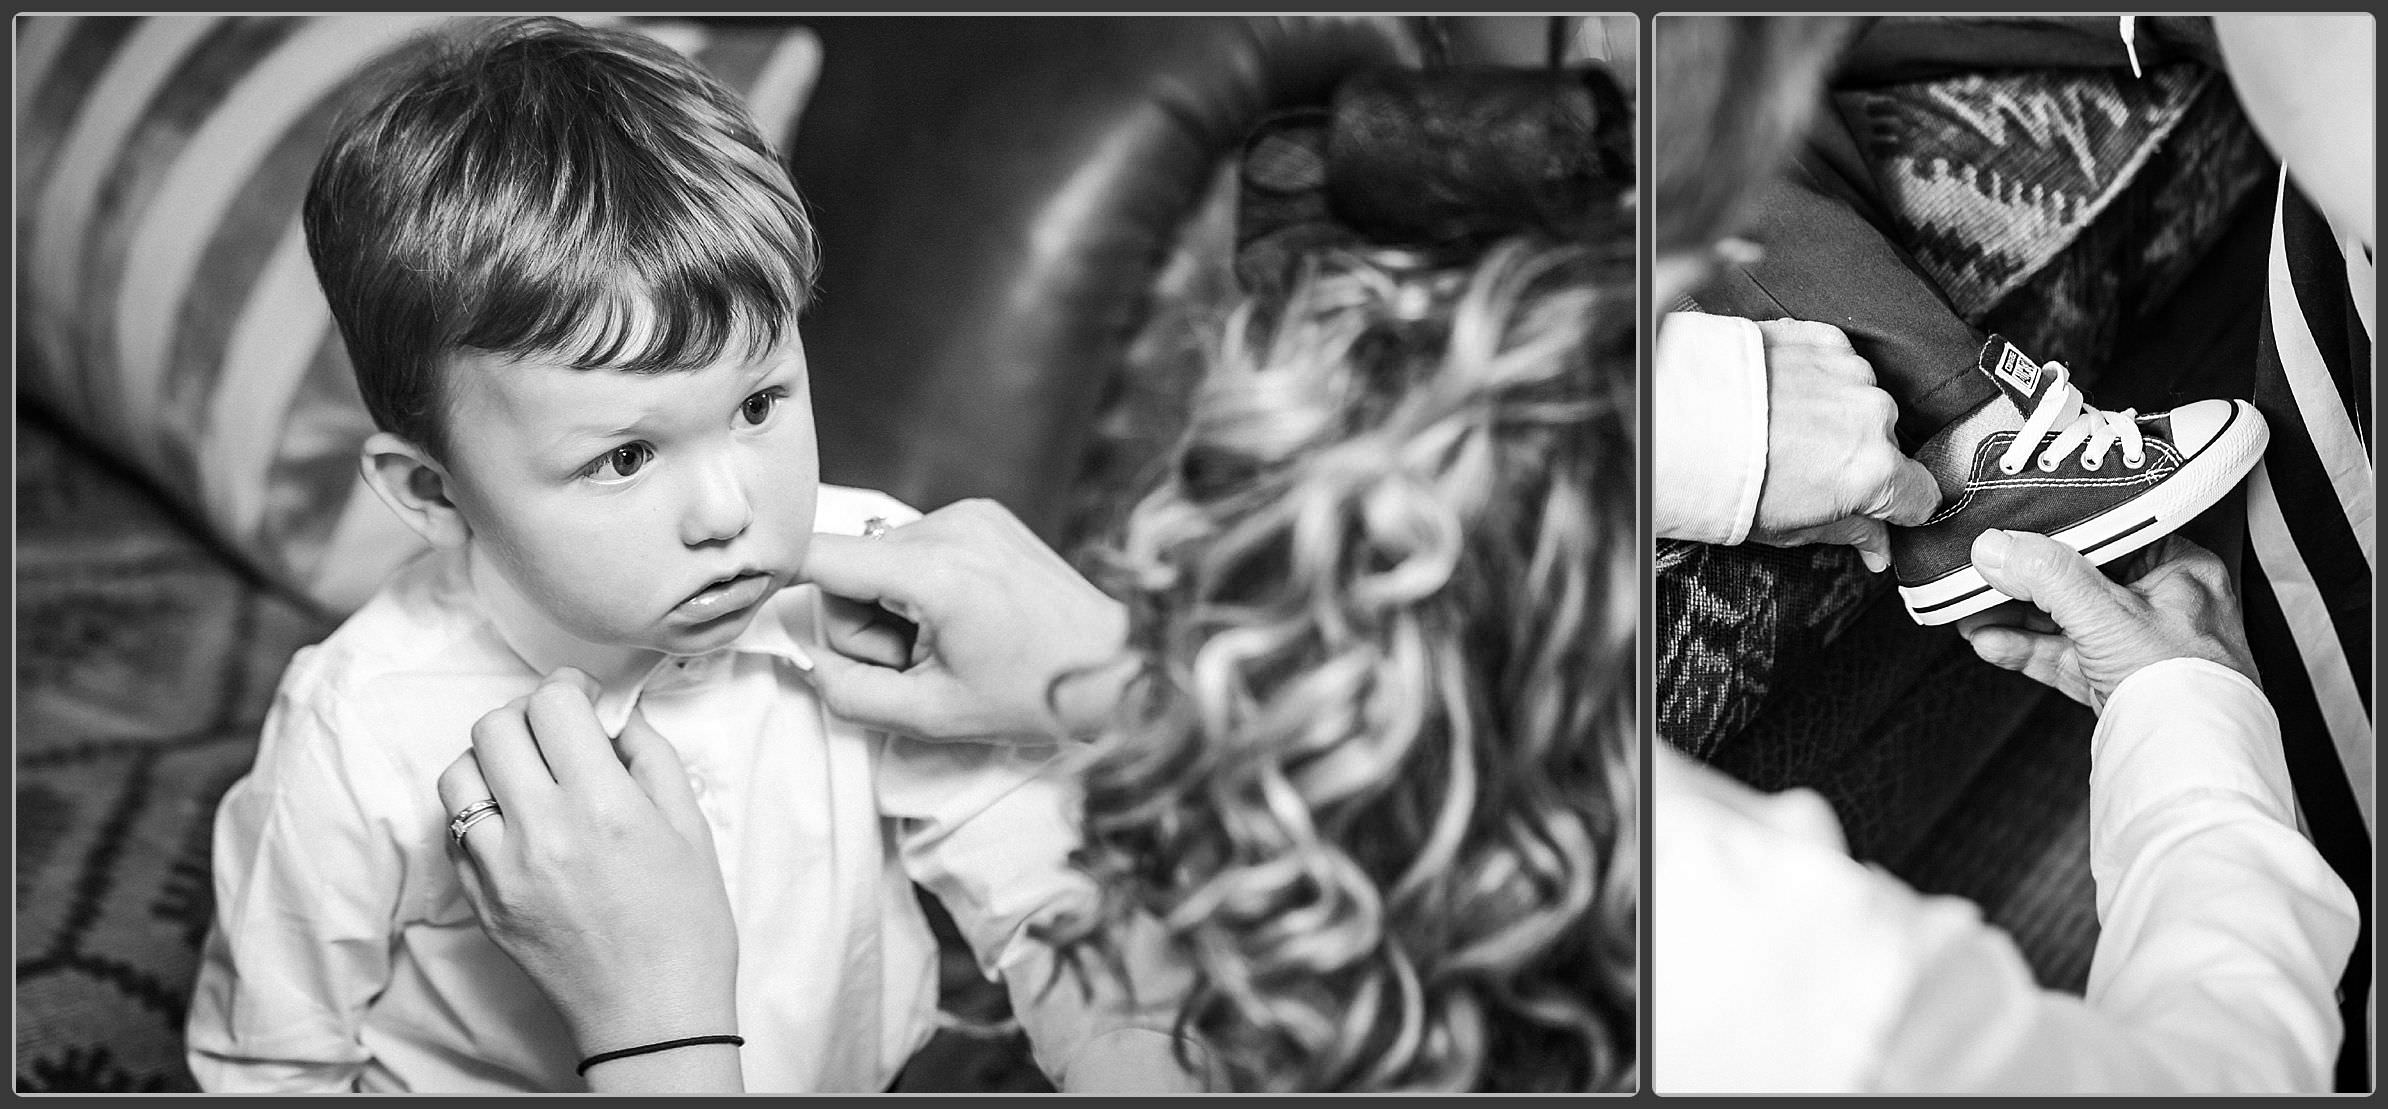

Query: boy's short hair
left=305, top=15, right=819, bottom=459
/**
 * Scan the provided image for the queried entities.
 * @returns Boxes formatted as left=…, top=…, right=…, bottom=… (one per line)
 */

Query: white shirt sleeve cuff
left=2091, top=657, right=2294, bottom=851
left=1653, top=312, right=1769, bottom=545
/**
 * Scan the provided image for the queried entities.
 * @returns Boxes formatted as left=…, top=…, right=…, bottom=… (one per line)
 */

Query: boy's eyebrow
left=536, top=354, right=795, bottom=450
left=546, top=416, right=649, bottom=447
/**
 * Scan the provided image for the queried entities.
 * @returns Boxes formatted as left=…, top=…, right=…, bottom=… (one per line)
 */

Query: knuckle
left=1794, top=319, right=1854, bottom=349
left=812, top=674, right=857, bottom=718
left=468, top=706, right=512, bottom=744
left=1848, top=446, right=1898, bottom=491
left=916, top=558, right=963, bottom=596
left=817, top=684, right=851, bottom=718
left=2180, top=546, right=2227, bottom=581
left=1860, top=388, right=1900, bottom=426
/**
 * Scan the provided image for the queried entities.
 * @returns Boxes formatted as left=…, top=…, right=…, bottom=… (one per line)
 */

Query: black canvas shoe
left=1893, top=336, right=2269, bottom=626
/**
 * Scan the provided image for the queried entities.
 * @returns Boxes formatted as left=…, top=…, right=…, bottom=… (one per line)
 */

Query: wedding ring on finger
left=861, top=516, right=891, bottom=540
left=447, top=798, right=503, bottom=850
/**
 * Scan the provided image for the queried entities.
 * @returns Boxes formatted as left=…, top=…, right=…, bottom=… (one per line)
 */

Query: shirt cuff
left=1653, top=312, right=1769, bottom=545
left=2090, top=657, right=2293, bottom=861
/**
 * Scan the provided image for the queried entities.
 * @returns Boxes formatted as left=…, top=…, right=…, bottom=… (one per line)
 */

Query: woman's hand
left=437, top=670, right=744, bottom=1091
left=801, top=498, right=1137, bottom=742
left=1955, top=531, right=2258, bottom=711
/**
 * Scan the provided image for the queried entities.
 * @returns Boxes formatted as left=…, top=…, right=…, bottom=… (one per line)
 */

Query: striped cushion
left=16, top=15, right=823, bottom=613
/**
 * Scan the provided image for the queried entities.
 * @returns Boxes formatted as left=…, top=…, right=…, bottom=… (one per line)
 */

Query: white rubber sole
left=1899, top=401, right=2269, bottom=626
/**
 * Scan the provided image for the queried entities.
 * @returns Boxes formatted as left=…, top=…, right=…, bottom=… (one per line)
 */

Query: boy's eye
left=739, top=389, right=779, bottom=426
left=585, top=442, right=654, bottom=483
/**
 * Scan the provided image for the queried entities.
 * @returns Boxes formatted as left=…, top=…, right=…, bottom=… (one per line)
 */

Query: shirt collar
left=467, top=547, right=815, bottom=736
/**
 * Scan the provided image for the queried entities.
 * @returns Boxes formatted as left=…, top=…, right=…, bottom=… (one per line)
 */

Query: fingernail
left=1860, top=548, right=1887, bottom=573
left=1973, top=529, right=2012, bottom=573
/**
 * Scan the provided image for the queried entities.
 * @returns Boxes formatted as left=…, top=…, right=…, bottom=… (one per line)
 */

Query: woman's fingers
left=804, top=647, right=956, bottom=736
left=436, top=746, right=489, bottom=818
left=469, top=693, right=561, bottom=822
left=436, top=749, right=505, bottom=919
left=1962, top=624, right=2089, bottom=707
left=801, top=533, right=921, bottom=611
left=523, top=669, right=636, bottom=791
left=612, top=709, right=710, bottom=845
left=820, top=592, right=917, bottom=668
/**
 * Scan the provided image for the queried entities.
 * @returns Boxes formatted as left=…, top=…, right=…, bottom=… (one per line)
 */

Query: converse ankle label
left=1991, top=344, right=2041, bottom=395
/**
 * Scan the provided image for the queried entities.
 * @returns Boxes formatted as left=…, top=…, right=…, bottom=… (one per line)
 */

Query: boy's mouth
left=676, top=571, right=773, bottom=622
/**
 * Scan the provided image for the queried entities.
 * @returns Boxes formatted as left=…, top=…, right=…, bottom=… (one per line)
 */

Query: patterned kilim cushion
left=1835, top=64, right=2213, bottom=320
left=14, top=15, right=823, bottom=616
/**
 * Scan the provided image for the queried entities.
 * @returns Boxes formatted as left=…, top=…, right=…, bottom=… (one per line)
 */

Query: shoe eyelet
left=2124, top=454, right=2145, bottom=469
left=2081, top=455, right=2102, bottom=471
left=2038, top=455, right=2063, bottom=473
left=1998, top=461, right=2022, bottom=477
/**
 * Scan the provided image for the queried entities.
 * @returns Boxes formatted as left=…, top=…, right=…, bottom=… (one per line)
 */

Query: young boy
left=185, top=16, right=1196, bottom=1093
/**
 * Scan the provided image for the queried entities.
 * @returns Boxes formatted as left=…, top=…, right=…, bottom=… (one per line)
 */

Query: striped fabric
left=2241, top=169, right=2374, bottom=1092
left=15, top=15, right=823, bottom=613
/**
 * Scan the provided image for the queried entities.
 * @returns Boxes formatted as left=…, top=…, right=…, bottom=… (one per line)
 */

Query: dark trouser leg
left=1686, top=98, right=1997, bottom=450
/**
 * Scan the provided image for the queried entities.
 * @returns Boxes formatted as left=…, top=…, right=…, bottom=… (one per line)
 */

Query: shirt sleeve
left=184, top=654, right=407, bottom=1092
left=1652, top=311, right=1770, bottom=544
left=878, top=740, right=1207, bottom=1092
left=1866, top=658, right=2359, bottom=1092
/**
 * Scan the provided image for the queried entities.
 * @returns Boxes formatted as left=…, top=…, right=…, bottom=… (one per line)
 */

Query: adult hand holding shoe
left=1956, top=531, right=2258, bottom=711
left=1748, top=318, right=1942, bottom=571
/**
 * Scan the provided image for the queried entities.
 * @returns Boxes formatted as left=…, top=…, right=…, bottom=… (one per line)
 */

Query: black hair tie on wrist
left=576, top=1034, right=745, bottom=1076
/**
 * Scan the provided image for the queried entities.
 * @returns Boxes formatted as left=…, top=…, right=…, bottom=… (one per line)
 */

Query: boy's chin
left=657, top=606, right=766, bottom=656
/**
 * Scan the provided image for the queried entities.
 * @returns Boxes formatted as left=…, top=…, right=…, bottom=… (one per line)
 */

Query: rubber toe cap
left=2164, top=398, right=2252, bottom=457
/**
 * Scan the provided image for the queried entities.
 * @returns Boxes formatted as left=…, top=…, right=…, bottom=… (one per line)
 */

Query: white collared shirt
left=1654, top=658, right=2360, bottom=1092
left=186, top=486, right=1185, bottom=1092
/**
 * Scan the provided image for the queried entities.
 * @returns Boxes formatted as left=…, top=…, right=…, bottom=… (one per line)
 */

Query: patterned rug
left=15, top=406, right=323, bottom=1091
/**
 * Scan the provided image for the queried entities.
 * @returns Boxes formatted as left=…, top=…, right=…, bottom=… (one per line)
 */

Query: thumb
left=612, top=709, right=705, bottom=837
left=1861, top=455, right=1942, bottom=526
left=1970, top=530, right=2127, bottom=632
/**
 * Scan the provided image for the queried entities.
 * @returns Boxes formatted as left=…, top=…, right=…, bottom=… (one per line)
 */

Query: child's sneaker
left=1892, top=335, right=2269, bottom=625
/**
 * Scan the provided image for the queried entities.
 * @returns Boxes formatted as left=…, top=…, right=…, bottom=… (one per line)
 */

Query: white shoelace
left=1996, top=360, right=2147, bottom=475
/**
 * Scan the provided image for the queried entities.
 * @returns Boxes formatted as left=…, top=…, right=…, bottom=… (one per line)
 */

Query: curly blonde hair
left=1051, top=236, right=1637, bottom=1091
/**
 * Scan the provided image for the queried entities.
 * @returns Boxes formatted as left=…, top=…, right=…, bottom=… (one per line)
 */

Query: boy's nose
left=682, top=456, right=754, bottom=546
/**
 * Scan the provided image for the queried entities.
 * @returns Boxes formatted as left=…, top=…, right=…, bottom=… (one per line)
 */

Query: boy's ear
left=361, top=432, right=472, bottom=549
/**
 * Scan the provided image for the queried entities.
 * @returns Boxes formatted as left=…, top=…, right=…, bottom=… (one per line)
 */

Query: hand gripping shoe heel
left=1892, top=336, right=2269, bottom=626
